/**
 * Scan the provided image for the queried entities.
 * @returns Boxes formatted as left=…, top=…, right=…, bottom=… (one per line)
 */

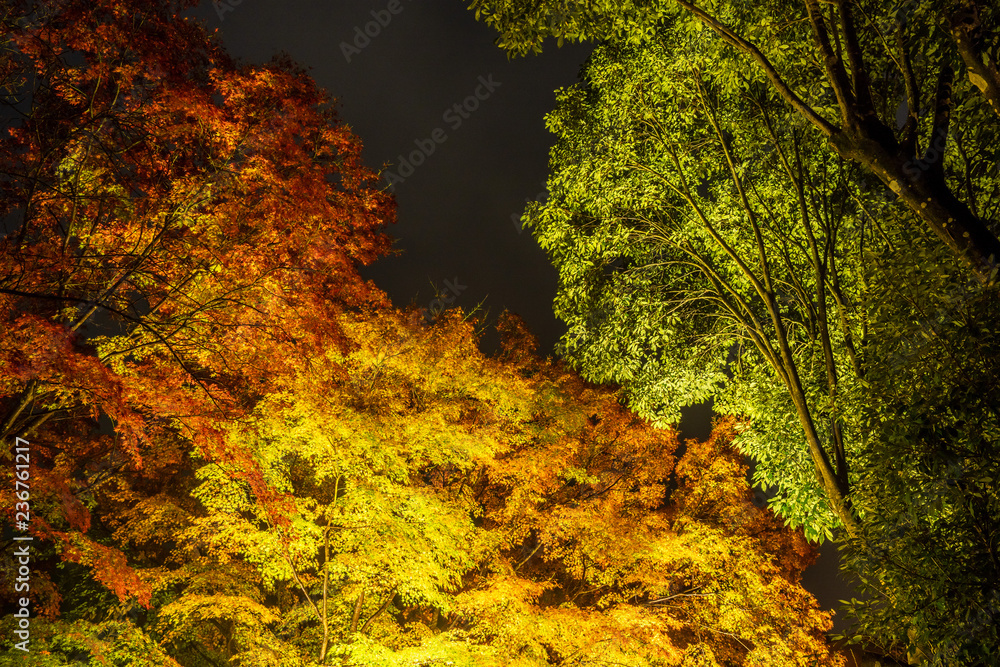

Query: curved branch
left=675, top=0, right=838, bottom=136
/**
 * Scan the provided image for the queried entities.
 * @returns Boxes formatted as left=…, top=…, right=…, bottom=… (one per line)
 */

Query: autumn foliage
left=2, top=1, right=841, bottom=665
left=0, top=0, right=392, bottom=612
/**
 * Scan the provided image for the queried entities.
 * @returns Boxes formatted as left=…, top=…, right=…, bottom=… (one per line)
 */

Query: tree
left=470, top=7, right=1000, bottom=662
left=0, top=2, right=849, bottom=663
left=517, top=33, right=871, bottom=541
left=13, top=307, right=847, bottom=665
left=135, top=308, right=842, bottom=666
left=463, top=369, right=839, bottom=666
left=466, top=0, right=1000, bottom=282
left=838, top=235, right=1000, bottom=664
left=0, top=0, right=394, bottom=615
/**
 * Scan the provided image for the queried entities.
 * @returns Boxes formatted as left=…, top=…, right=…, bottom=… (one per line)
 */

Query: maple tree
left=69, top=308, right=840, bottom=666
left=0, top=0, right=393, bottom=618
left=3, top=297, right=845, bottom=665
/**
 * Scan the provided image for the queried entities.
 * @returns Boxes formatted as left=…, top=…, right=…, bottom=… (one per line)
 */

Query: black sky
left=185, top=0, right=854, bottom=628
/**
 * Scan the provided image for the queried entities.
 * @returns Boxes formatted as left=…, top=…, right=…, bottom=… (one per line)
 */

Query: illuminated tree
left=0, top=2, right=849, bottom=664
left=467, top=0, right=1000, bottom=282
left=0, top=0, right=393, bottom=614
left=129, top=310, right=841, bottom=666
left=468, top=4, right=1000, bottom=661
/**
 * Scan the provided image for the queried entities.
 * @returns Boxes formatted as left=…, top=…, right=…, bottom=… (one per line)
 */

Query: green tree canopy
left=523, top=32, right=874, bottom=540
left=469, top=0, right=1000, bottom=282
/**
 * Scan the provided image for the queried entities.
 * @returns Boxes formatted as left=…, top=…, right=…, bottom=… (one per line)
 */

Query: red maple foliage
left=0, top=0, right=394, bottom=609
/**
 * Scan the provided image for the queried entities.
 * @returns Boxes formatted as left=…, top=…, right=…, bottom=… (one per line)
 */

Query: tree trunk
left=340, top=589, right=365, bottom=666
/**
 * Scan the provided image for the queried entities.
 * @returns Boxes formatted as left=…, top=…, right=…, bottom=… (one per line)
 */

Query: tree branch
left=897, top=25, right=921, bottom=157
left=926, top=64, right=955, bottom=181
left=950, top=3, right=1000, bottom=118
left=802, top=0, right=857, bottom=127
left=358, top=586, right=397, bottom=635
left=836, top=0, right=876, bottom=117
left=675, top=0, right=838, bottom=136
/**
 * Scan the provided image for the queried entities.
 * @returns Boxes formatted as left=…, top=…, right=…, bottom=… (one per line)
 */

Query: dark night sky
left=185, top=0, right=854, bottom=629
